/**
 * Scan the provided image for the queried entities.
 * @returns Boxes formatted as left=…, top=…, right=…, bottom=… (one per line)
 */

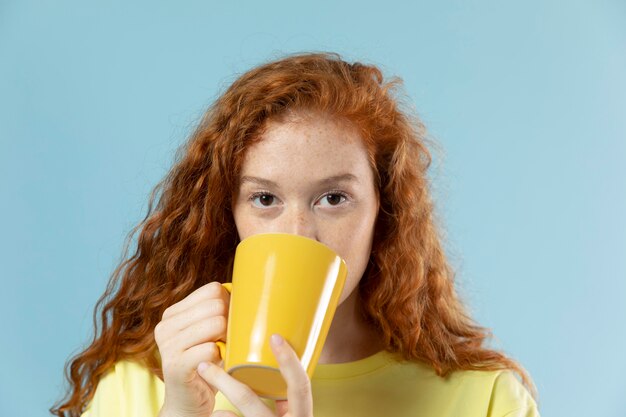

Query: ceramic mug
left=216, top=233, right=347, bottom=399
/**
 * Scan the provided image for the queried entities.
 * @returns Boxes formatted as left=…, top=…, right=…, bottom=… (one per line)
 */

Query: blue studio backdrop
left=1, top=1, right=625, bottom=416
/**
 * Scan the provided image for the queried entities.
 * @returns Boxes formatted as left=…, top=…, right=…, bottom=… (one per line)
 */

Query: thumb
left=275, top=399, right=289, bottom=416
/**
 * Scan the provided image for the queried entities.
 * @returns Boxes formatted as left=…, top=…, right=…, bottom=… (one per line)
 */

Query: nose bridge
left=282, top=203, right=317, bottom=240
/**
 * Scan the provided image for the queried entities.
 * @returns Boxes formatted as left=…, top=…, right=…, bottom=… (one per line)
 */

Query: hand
left=197, top=334, right=314, bottom=417
left=155, top=281, right=230, bottom=417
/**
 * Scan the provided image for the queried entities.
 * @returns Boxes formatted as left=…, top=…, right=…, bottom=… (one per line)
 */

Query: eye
left=317, top=192, right=348, bottom=207
left=250, top=193, right=278, bottom=207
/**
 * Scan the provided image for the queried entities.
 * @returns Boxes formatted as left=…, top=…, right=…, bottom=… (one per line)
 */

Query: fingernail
left=271, top=334, right=284, bottom=346
left=197, top=362, right=209, bottom=372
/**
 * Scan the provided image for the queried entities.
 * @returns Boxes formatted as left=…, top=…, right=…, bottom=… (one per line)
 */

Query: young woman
left=52, top=52, right=539, bottom=417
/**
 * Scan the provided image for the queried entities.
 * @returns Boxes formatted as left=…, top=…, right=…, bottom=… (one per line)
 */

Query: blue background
left=1, top=1, right=625, bottom=416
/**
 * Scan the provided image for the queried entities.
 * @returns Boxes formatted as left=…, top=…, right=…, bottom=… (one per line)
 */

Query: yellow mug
left=215, top=233, right=347, bottom=400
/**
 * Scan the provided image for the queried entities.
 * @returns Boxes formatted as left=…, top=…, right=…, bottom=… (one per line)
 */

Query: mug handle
left=215, top=282, right=232, bottom=360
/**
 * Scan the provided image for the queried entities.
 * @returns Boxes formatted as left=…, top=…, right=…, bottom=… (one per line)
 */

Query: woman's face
left=232, top=113, right=379, bottom=304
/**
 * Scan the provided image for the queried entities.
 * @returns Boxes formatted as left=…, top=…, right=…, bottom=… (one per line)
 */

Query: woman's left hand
left=196, top=334, right=314, bottom=417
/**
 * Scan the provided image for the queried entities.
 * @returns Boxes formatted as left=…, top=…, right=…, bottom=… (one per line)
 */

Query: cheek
left=328, top=214, right=377, bottom=302
left=233, top=208, right=258, bottom=240
left=341, top=237, right=373, bottom=293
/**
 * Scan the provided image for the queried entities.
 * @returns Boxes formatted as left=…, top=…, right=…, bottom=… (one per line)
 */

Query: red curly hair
left=52, top=52, right=536, bottom=416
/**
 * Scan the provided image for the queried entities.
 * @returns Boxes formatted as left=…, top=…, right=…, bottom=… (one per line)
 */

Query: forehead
left=239, top=114, right=372, bottom=180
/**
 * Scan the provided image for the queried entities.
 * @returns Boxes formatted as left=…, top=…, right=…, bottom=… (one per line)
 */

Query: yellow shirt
left=83, top=351, right=539, bottom=417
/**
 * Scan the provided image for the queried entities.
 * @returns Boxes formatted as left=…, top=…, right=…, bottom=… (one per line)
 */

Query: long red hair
left=52, top=52, right=535, bottom=416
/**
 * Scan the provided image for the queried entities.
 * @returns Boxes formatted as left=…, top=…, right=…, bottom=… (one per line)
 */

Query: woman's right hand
left=155, top=281, right=230, bottom=417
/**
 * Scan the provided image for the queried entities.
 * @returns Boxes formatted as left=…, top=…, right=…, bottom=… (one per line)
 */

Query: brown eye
left=326, top=194, right=343, bottom=205
left=318, top=193, right=347, bottom=207
left=251, top=193, right=276, bottom=207
left=259, top=195, right=274, bottom=206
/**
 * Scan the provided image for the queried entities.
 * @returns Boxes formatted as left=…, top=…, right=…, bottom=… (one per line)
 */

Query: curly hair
left=52, top=52, right=536, bottom=416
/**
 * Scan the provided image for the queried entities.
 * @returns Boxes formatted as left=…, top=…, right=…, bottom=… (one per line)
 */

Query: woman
left=52, top=52, right=539, bottom=417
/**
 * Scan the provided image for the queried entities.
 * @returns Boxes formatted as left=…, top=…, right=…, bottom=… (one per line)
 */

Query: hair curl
left=52, top=52, right=536, bottom=416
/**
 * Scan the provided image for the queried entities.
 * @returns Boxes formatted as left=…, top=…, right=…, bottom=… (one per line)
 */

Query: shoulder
left=81, top=361, right=164, bottom=417
left=441, top=366, right=539, bottom=417
left=388, top=357, right=539, bottom=417
left=485, top=370, right=539, bottom=417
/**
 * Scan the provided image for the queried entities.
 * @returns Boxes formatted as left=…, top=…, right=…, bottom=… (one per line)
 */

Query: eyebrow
left=239, top=173, right=359, bottom=188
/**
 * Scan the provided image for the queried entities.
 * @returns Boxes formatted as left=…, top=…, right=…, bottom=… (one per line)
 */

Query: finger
left=196, top=362, right=274, bottom=417
left=181, top=342, right=223, bottom=370
left=166, top=316, right=228, bottom=352
left=270, top=334, right=313, bottom=417
left=168, top=297, right=230, bottom=334
left=160, top=342, right=222, bottom=384
left=211, top=411, right=239, bottom=417
left=275, top=400, right=289, bottom=416
left=162, top=281, right=229, bottom=319
left=154, top=300, right=228, bottom=352
left=154, top=310, right=228, bottom=353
